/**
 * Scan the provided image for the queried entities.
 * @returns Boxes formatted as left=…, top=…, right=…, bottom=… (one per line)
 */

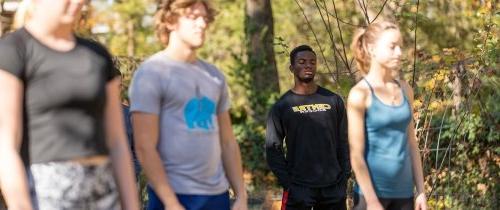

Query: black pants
left=281, top=184, right=346, bottom=210
left=353, top=193, right=413, bottom=210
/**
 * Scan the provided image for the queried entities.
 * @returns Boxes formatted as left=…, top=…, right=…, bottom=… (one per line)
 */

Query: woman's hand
left=414, top=193, right=428, bottom=210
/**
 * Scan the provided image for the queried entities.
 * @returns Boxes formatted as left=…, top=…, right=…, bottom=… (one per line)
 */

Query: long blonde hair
left=12, top=0, right=34, bottom=29
left=350, top=21, right=400, bottom=75
left=155, top=0, right=216, bottom=46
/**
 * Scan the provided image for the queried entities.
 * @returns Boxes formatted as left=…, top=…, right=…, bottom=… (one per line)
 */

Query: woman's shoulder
left=347, top=80, right=374, bottom=110
left=349, top=80, right=371, bottom=98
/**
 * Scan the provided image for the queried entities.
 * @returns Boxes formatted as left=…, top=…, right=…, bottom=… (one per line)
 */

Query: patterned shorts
left=30, top=161, right=120, bottom=210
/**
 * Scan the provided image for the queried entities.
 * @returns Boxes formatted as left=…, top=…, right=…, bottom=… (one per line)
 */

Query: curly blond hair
left=155, top=0, right=216, bottom=46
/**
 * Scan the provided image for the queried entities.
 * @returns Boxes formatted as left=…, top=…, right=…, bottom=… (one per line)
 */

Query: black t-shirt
left=265, top=86, right=350, bottom=189
left=0, top=28, right=119, bottom=164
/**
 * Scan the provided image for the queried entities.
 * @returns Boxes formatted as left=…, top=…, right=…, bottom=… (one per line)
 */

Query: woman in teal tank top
left=347, top=21, right=428, bottom=210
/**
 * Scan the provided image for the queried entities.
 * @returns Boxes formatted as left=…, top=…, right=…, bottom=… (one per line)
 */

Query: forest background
left=0, top=0, right=498, bottom=209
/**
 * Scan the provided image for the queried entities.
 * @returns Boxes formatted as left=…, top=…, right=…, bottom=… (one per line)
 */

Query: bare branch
left=412, top=0, right=420, bottom=87
left=294, top=0, right=337, bottom=83
left=356, top=0, right=370, bottom=23
left=371, top=0, right=390, bottom=23
left=315, top=3, right=364, bottom=27
left=311, top=0, right=352, bottom=72
left=313, top=0, right=339, bottom=82
left=331, top=0, right=351, bottom=72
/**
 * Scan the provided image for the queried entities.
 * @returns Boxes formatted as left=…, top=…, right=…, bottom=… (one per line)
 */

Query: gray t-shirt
left=129, top=50, right=230, bottom=195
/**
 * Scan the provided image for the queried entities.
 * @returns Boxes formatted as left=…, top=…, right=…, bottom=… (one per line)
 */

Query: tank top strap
left=362, top=78, right=375, bottom=95
left=393, top=79, right=408, bottom=101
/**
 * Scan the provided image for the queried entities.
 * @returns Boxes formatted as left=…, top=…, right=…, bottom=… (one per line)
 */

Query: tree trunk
left=245, top=0, right=279, bottom=122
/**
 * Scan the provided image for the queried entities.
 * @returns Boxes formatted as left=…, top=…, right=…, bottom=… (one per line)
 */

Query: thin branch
left=316, top=3, right=364, bottom=27
left=313, top=0, right=337, bottom=82
left=356, top=0, right=370, bottom=23
left=331, top=0, right=351, bottom=72
left=322, top=0, right=341, bottom=82
left=294, top=0, right=336, bottom=83
left=319, top=0, right=340, bottom=82
left=412, top=0, right=420, bottom=87
left=371, top=0, right=390, bottom=23
left=312, top=0, right=351, bottom=70
left=313, top=0, right=349, bottom=80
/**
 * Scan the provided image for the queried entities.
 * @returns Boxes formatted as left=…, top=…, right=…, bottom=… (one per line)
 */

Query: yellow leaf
left=413, top=99, right=422, bottom=109
left=429, top=101, right=440, bottom=110
left=424, top=79, right=435, bottom=90
left=410, top=6, right=418, bottom=13
left=432, top=55, right=442, bottom=62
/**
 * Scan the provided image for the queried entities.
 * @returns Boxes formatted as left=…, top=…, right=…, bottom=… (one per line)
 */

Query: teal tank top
left=354, top=78, right=414, bottom=198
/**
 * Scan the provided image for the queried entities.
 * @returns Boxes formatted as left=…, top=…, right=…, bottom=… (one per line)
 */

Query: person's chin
left=299, top=76, right=315, bottom=83
left=189, top=40, right=204, bottom=49
left=383, top=63, right=400, bottom=71
left=390, top=64, right=401, bottom=71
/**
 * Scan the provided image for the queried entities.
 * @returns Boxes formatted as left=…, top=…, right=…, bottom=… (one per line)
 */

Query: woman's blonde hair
left=350, top=21, right=400, bottom=75
left=155, top=0, right=216, bottom=46
left=12, top=0, right=34, bottom=29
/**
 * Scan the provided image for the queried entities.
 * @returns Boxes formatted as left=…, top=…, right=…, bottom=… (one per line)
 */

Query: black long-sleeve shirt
left=265, top=86, right=350, bottom=189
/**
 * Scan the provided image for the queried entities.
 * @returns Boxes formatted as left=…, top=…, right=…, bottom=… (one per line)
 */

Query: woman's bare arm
left=0, top=70, right=32, bottom=210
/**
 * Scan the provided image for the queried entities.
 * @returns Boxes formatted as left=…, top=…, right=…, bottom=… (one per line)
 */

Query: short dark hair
left=290, top=45, right=316, bottom=65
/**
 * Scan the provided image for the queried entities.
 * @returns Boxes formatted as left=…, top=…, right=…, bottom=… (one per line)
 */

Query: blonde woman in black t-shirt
left=0, top=0, right=139, bottom=209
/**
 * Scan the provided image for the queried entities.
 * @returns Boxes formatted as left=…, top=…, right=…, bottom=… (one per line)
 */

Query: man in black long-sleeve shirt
left=266, top=45, right=350, bottom=210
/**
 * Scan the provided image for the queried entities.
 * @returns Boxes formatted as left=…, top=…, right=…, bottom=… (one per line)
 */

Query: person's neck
left=292, top=81, right=318, bottom=95
left=365, top=63, right=395, bottom=85
left=164, top=40, right=197, bottom=63
left=26, top=19, right=74, bottom=39
left=25, top=20, right=75, bottom=51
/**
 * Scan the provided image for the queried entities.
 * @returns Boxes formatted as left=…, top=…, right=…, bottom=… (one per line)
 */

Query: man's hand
left=165, top=202, right=185, bottom=210
left=231, top=197, right=248, bottom=210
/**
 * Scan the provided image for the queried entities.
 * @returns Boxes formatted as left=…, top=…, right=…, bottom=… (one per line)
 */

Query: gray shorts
left=30, top=161, right=120, bottom=210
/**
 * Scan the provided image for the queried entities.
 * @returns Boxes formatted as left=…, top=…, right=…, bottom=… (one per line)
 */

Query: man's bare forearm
left=221, top=140, right=247, bottom=199
left=136, top=144, right=180, bottom=205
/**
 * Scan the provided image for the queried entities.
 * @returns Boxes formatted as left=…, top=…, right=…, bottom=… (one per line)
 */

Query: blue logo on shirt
left=184, top=96, right=216, bottom=130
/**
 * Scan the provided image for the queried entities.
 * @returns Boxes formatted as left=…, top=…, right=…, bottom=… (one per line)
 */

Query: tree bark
left=245, top=0, right=279, bottom=122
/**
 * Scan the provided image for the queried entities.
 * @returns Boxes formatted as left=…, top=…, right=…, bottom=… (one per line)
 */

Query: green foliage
left=113, top=56, right=143, bottom=102
left=229, top=49, right=280, bottom=190
left=95, top=0, right=162, bottom=57
left=291, top=0, right=499, bottom=208
left=412, top=2, right=499, bottom=208
left=202, top=0, right=281, bottom=190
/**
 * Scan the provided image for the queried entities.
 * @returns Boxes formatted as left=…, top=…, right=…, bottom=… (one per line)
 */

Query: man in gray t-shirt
left=131, top=53, right=230, bottom=194
left=129, top=1, right=247, bottom=210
